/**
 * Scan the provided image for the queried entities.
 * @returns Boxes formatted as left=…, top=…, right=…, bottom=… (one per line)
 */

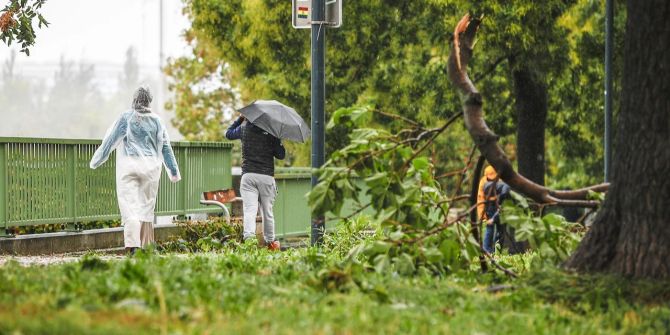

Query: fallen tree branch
left=437, top=168, right=470, bottom=179
left=482, top=249, right=518, bottom=278
left=329, top=203, right=372, bottom=222
left=447, top=14, right=609, bottom=207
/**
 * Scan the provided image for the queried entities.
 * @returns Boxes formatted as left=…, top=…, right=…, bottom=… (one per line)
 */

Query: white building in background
left=0, top=0, right=191, bottom=140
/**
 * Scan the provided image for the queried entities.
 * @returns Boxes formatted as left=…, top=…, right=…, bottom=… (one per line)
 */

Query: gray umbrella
left=238, top=100, right=311, bottom=143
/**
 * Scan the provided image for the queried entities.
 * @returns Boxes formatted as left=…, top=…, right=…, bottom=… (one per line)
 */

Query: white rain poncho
left=90, top=86, right=181, bottom=248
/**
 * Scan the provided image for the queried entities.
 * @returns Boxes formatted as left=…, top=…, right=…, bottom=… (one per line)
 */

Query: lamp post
left=604, top=0, right=613, bottom=182
left=310, top=0, right=326, bottom=245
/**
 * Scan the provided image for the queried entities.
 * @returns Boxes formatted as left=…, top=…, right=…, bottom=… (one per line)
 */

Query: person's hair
left=132, top=85, right=153, bottom=113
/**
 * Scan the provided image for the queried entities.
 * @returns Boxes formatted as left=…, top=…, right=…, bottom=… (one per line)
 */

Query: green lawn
left=0, top=243, right=668, bottom=335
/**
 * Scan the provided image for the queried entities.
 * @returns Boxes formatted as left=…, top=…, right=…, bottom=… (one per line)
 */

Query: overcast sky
left=0, top=0, right=192, bottom=139
left=1, top=0, right=190, bottom=70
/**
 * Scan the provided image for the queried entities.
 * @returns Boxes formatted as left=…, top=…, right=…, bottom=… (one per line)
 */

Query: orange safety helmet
left=484, top=166, right=498, bottom=180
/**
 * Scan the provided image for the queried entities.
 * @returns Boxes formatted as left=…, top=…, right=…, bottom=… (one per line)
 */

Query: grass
left=1, top=241, right=669, bottom=335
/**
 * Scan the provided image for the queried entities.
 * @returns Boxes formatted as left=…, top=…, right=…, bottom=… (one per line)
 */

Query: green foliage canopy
left=167, top=0, right=622, bottom=186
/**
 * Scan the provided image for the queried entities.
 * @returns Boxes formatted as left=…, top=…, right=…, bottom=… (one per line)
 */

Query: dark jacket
left=483, top=180, right=511, bottom=224
left=226, top=117, right=285, bottom=176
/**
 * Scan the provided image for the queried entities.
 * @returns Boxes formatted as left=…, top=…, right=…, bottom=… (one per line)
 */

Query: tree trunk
left=565, top=0, right=670, bottom=279
left=512, top=66, right=546, bottom=186
left=509, top=66, right=548, bottom=253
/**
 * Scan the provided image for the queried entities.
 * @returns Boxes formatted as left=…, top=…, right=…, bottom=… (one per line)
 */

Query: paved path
left=0, top=248, right=126, bottom=266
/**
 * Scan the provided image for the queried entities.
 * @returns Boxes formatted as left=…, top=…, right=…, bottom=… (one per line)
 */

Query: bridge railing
left=0, top=137, right=232, bottom=236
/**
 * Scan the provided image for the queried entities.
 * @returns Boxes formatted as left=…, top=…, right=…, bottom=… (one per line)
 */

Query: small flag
left=297, top=6, right=309, bottom=19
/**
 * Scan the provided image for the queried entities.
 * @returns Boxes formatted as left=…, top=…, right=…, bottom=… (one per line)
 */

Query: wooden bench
left=200, top=189, right=243, bottom=224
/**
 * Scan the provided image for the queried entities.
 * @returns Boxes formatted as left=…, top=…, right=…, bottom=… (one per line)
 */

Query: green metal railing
left=272, top=168, right=371, bottom=237
left=0, top=137, right=232, bottom=236
left=273, top=168, right=313, bottom=237
left=0, top=137, right=371, bottom=239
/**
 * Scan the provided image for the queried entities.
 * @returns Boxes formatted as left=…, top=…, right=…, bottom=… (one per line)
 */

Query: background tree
left=45, top=57, right=106, bottom=137
left=166, top=0, right=466, bottom=167
left=0, top=0, right=48, bottom=55
left=547, top=0, right=626, bottom=188
left=565, top=0, right=670, bottom=279
left=118, top=47, right=140, bottom=94
left=467, top=1, right=619, bottom=187
left=168, top=0, right=618, bottom=189
left=164, top=29, right=238, bottom=143
left=0, top=50, right=46, bottom=135
left=0, top=46, right=167, bottom=139
left=111, top=46, right=161, bottom=118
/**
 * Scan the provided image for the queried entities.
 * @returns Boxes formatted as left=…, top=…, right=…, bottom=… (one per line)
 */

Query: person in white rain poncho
left=90, top=86, right=181, bottom=254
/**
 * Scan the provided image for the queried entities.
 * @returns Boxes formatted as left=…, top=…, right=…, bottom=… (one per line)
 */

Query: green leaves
left=0, top=0, right=48, bottom=55
left=307, top=178, right=336, bottom=216
left=439, top=238, right=461, bottom=267
left=327, top=106, right=371, bottom=130
left=411, top=156, right=430, bottom=171
left=364, top=241, right=393, bottom=256
left=364, top=172, right=390, bottom=189
left=587, top=189, right=605, bottom=202
left=373, top=254, right=391, bottom=273
left=502, top=198, right=586, bottom=267
left=394, top=253, right=416, bottom=275
left=159, top=219, right=242, bottom=253
left=305, top=101, right=485, bottom=276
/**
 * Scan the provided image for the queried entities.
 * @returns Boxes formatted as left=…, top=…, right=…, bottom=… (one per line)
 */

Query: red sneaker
left=267, top=240, right=281, bottom=251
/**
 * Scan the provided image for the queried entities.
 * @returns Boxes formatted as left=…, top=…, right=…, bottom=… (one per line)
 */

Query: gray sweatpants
left=240, top=173, right=278, bottom=244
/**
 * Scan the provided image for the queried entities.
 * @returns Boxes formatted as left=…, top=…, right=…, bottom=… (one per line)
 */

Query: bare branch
left=373, top=109, right=424, bottom=129
left=329, top=203, right=372, bottom=222
left=473, top=55, right=508, bottom=84
left=401, top=112, right=462, bottom=171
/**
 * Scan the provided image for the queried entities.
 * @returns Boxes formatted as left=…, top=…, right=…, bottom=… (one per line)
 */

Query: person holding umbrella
left=226, top=100, right=310, bottom=251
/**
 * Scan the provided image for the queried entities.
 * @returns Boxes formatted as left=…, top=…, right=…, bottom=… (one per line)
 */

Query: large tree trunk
left=512, top=66, right=547, bottom=186
left=565, top=0, right=670, bottom=279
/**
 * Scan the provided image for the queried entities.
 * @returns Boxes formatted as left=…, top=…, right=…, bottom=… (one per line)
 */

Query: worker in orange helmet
left=477, top=165, right=511, bottom=254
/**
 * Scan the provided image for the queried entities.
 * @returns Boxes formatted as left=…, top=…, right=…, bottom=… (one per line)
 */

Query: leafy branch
left=0, top=0, right=49, bottom=56
left=308, top=105, right=516, bottom=276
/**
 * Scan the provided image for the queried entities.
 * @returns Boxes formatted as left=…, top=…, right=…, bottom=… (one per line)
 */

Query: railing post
left=178, top=146, right=188, bottom=220
left=65, top=144, right=77, bottom=231
left=0, top=143, right=7, bottom=237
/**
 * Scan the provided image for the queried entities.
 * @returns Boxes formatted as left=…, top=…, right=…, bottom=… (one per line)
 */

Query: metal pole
left=604, top=0, right=613, bottom=182
left=310, top=0, right=326, bottom=245
left=158, top=0, right=165, bottom=116
left=159, top=0, right=164, bottom=69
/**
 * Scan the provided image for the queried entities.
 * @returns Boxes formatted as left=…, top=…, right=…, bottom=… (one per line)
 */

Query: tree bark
left=510, top=66, right=548, bottom=253
left=512, top=66, right=547, bottom=186
left=565, top=0, right=670, bottom=279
